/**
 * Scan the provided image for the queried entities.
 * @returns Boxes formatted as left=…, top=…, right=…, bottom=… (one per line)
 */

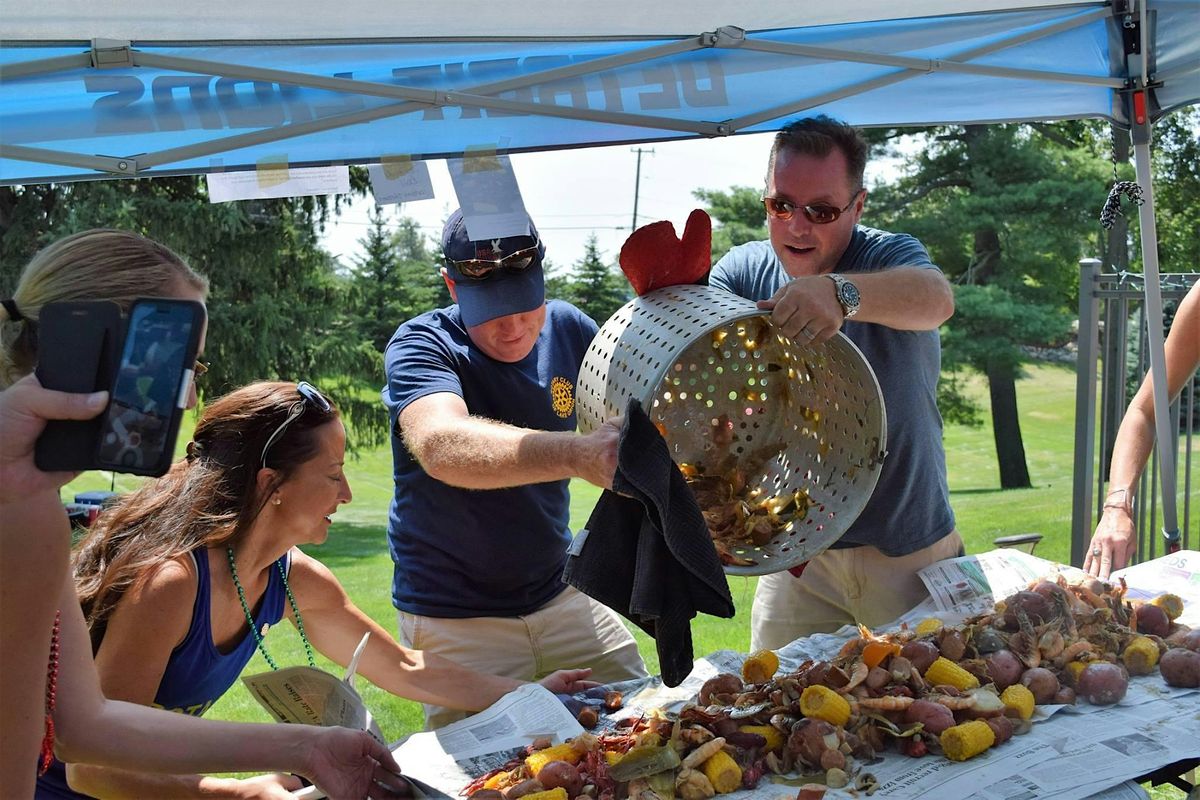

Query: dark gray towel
left=562, top=398, right=735, bottom=687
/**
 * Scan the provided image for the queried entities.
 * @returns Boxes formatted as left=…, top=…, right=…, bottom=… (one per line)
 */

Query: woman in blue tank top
left=39, top=381, right=596, bottom=800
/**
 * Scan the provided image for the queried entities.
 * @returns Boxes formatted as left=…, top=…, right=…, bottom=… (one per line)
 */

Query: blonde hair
left=0, top=229, right=208, bottom=388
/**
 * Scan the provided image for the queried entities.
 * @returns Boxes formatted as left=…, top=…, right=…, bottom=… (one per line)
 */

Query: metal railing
left=1071, top=260, right=1198, bottom=567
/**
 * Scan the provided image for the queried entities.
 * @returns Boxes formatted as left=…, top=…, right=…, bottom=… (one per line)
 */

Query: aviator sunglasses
left=447, top=238, right=542, bottom=280
left=762, top=189, right=864, bottom=225
left=260, top=381, right=333, bottom=467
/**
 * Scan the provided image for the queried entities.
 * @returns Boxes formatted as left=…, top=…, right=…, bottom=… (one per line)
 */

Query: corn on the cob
left=1122, top=636, right=1160, bottom=675
left=924, top=656, right=981, bottom=690
left=915, top=617, right=944, bottom=636
left=1151, top=593, right=1184, bottom=621
left=701, top=749, right=742, bottom=794
left=999, top=684, right=1035, bottom=720
left=518, top=789, right=568, bottom=800
left=940, top=720, right=996, bottom=761
left=741, top=649, right=780, bottom=684
left=738, top=724, right=784, bottom=753
left=799, top=685, right=851, bottom=727
left=525, top=743, right=582, bottom=776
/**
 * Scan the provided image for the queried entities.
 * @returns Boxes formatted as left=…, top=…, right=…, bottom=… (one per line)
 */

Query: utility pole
left=631, top=146, right=655, bottom=231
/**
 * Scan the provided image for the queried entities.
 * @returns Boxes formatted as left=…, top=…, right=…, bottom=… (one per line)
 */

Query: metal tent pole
left=1130, top=127, right=1180, bottom=551
left=1071, top=258, right=1102, bottom=567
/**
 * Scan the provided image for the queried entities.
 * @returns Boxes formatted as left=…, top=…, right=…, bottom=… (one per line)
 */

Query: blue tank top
left=36, top=548, right=290, bottom=799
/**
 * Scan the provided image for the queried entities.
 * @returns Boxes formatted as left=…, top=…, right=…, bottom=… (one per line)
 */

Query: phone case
left=34, top=301, right=123, bottom=472
left=92, top=298, right=205, bottom=478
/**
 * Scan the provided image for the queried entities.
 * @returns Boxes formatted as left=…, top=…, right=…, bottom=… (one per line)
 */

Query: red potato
left=1182, top=630, right=1200, bottom=652
left=503, top=779, right=545, bottom=798
left=468, top=791, right=506, bottom=799
left=900, top=640, right=940, bottom=674
left=1076, top=662, right=1129, bottom=705
left=903, top=699, right=956, bottom=735
left=536, top=761, right=583, bottom=797
left=1159, top=648, right=1200, bottom=688
left=937, top=629, right=968, bottom=661
left=1052, top=687, right=1077, bottom=705
left=1131, top=604, right=1171, bottom=638
left=699, top=673, right=743, bottom=705
left=1019, top=668, right=1060, bottom=704
left=984, top=650, right=1024, bottom=690
left=984, top=715, right=1014, bottom=746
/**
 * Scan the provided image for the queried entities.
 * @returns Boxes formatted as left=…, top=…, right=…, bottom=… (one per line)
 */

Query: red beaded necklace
left=39, top=610, right=61, bottom=775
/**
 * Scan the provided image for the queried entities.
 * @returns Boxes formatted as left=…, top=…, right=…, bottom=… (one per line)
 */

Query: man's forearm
left=852, top=267, right=954, bottom=330
left=416, top=416, right=588, bottom=489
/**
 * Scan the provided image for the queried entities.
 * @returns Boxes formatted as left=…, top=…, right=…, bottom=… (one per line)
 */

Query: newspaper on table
left=916, top=549, right=1088, bottom=617
left=916, top=548, right=1200, bottom=624
left=242, top=631, right=385, bottom=744
left=393, top=683, right=585, bottom=793
left=1111, top=549, right=1200, bottom=627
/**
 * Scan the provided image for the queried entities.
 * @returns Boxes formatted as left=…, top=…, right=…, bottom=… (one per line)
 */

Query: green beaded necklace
left=226, top=547, right=316, bottom=670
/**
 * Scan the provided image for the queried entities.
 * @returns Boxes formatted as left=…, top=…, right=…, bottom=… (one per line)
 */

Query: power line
left=630, top=147, right=655, bottom=231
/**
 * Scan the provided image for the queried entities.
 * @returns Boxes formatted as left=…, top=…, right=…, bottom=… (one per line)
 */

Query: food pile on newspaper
left=320, top=552, right=1200, bottom=800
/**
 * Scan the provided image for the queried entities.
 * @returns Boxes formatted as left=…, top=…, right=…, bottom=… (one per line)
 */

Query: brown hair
left=0, top=229, right=208, bottom=388
left=767, top=115, right=869, bottom=193
left=73, top=381, right=339, bottom=650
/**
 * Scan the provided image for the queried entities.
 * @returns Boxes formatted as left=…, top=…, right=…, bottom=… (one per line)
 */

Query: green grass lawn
left=58, top=363, right=1195, bottom=797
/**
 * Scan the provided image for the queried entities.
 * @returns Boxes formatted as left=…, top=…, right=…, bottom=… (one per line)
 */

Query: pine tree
left=560, top=235, right=630, bottom=325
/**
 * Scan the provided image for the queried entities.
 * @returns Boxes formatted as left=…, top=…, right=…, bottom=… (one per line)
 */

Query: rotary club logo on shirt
left=550, top=376, right=574, bottom=418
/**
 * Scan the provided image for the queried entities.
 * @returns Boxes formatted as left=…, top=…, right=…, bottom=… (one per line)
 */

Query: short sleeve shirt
left=709, top=227, right=955, bottom=556
left=382, top=301, right=598, bottom=617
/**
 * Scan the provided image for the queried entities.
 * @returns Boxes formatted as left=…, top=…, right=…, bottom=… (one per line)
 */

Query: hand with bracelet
left=1086, top=487, right=1136, bottom=579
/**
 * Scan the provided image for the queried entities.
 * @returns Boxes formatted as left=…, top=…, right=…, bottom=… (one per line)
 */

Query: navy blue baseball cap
left=441, top=209, right=546, bottom=327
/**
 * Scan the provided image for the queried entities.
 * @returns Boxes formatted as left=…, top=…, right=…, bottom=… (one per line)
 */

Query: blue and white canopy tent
left=3, top=0, right=1197, bottom=560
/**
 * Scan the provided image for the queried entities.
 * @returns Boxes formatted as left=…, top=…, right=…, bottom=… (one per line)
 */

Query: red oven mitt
left=618, top=209, right=712, bottom=295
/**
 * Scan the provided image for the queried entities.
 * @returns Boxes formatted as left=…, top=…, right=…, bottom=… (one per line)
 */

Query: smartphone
left=34, top=301, right=123, bottom=472
left=92, top=299, right=205, bottom=477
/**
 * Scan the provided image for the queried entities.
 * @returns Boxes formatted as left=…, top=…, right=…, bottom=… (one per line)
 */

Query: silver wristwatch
left=828, top=273, right=861, bottom=319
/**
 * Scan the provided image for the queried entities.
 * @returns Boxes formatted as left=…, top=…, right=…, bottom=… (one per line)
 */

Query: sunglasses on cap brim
left=447, top=240, right=541, bottom=280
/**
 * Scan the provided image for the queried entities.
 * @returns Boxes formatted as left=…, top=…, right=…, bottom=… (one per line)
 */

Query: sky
left=320, top=132, right=780, bottom=272
left=320, top=132, right=912, bottom=273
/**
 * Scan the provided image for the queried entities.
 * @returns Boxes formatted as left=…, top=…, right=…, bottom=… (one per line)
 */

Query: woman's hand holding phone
left=0, top=375, right=108, bottom=503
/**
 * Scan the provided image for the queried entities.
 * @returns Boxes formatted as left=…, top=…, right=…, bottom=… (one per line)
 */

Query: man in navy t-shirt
left=709, top=116, right=962, bottom=649
left=382, top=209, right=646, bottom=729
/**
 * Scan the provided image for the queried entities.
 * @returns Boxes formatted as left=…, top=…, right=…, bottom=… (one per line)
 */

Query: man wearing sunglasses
left=709, top=116, right=961, bottom=651
left=381, top=210, right=647, bottom=729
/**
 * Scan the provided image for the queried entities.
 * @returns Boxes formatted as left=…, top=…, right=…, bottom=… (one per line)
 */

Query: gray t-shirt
left=709, top=227, right=954, bottom=556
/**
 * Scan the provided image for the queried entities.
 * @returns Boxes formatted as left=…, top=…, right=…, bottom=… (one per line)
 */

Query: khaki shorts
left=750, top=531, right=965, bottom=651
left=398, top=585, right=647, bottom=729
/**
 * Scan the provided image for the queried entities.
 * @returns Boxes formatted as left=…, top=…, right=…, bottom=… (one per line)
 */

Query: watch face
left=841, top=281, right=861, bottom=307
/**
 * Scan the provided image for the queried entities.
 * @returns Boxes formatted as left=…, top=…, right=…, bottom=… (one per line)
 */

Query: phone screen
left=95, top=302, right=197, bottom=472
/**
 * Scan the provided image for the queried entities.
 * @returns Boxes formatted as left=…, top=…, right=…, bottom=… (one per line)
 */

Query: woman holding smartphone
left=1, top=230, right=407, bottom=799
left=47, top=379, right=597, bottom=800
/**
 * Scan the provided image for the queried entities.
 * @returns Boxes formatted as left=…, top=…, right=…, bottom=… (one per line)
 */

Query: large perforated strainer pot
left=576, top=284, right=886, bottom=576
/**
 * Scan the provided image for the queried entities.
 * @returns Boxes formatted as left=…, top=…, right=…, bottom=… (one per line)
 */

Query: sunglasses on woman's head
left=447, top=239, right=541, bottom=280
left=762, top=189, right=864, bottom=224
left=260, top=381, right=333, bottom=468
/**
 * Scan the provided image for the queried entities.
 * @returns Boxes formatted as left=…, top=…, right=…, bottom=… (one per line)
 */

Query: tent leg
left=1071, top=258, right=1101, bottom=568
left=1131, top=125, right=1180, bottom=551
